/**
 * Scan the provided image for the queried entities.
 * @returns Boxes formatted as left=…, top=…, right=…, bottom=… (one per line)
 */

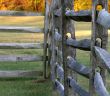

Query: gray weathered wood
left=54, top=30, right=62, bottom=42
left=54, top=8, right=61, bottom=17
left=55, top=80, right=64, bottom=96
left=68, top=77, right=90, bottom=96
left=0, top=10, right=43, bottom=16
left=61, top=0, right=77, bottom=95
left=65, top=10, right=91, bottom=22
left=55, top=47, right=63, bottom=60
left=94, top=72, right=109, bottom=96
left=43, top=0, right=50, bottom=79
left=0, top=26, right=44, bottom=33
left=66, top=38, right=91, bottom=51
left=50, top=0, right=56, bottom=82
left=0, top=43, right=43, bottom=49
left=56, top=64, right=64, bottom=80
left=94, top=46, right=110, bottom=71
left=67, top=56, right=91, bottom=78
left=0, top=70, right=43, bottom=78
left=90, top=0, right=108, bottom=95
left=0, top=55, right=45, bottom=62
left=97, top=9, right=110, bottom=29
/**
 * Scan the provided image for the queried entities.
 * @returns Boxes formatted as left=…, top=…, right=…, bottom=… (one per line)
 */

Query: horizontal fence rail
left=65, top=10, right=92, bottom=22
left=0, top=26, right=44, bottom=33
left=0, top=43, right=44, bottom=49
left=94, top=72, right=110, bottom=96
left=94, top=46, right=110, bottom=71
left=66, top=38, right=91, bottom=51
left=68, top=77, right=90, bottom=96
left=0, top=55, right=46, bottom=62
left=56, top=64, right=64, bottom=80
left=67, top=56, right=91, bottom=78
left=0, top=70, right=43, bottom=78
left=97, top=9, right=110, bottom=29
left=55, top=80, right=64, bottom=96
left=0, top=10, right=43, bottom=16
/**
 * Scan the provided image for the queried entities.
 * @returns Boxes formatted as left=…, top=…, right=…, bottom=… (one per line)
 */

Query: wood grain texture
left=67, top=56, right=91, bottom=78
left=90, top=0, right=108, bottom=95
left=56, top=64, right=64, bottom=81
left=0, top=43, right=43, bottom=49
left=94, top=72, right=109, bottom=96
left=0, top=55, right=45, bottom=62
left=43, top=0, right=50, bottom=79
left=97, top=9, right=110, bottom=29
left=55, top=80, right=64, bottom=96
left=54, top=31, right=62, bottom=42
left=65, top=10, right=91, bottom=22
left=0, top=26, right=44, bottom=33
left=94, top=46, right=110, bottom=71
left=0, top=11, right=43, bottom=16
left=0, top=70, right=43, bottom=78
left=61, top=0, right=76, bottom=95
left=66, top=38, right=91, bottom=51
left=68, top=77, right=90, bottom=96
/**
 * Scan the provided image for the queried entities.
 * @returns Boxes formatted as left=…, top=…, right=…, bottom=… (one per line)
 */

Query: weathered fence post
left=90, top=0, right=108, bottom=95
left=61, top=0, right=76, bottom=96
left=51, top=0, right=63, bottom=95
left=43, top=0, right=50, bottom=79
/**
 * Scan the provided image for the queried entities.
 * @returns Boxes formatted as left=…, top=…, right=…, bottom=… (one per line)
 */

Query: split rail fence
left=0, top=1, right=50, bottom=78
left=47, top=0, right=110, bottom=96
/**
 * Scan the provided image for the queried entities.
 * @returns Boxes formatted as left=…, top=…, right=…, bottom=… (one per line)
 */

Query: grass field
left=0, top=16, right=109, bottom=96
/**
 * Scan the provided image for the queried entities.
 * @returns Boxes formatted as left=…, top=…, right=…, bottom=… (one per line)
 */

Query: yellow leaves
left=96, top=5, right=103, bottom=11
left=0, top=0, right=45, bottom=12
left=74, top=0, right=92, bottom=11
left=0, top=4, right=7, bottom=10
left=74, top=0, right=110, bottom=12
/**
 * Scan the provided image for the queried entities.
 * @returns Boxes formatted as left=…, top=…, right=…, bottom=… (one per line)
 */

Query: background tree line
left=0, top=0, right=109, bottom=12
left=0, top=0, right=45, bottom=12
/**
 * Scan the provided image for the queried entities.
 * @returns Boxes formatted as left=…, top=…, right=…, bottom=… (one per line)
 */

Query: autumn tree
left=74, top=0, right=110, bottom=12
left=0, top=0, right=45, bottom=12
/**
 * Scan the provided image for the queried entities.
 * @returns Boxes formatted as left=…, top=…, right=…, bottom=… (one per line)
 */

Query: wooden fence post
left=51, top=0, right=63, bottom=95
left=61, top=0, right=76, bottom=96
left=43, top=0, right=50, bottom=79
left=90, top=0, right=108, bottom=95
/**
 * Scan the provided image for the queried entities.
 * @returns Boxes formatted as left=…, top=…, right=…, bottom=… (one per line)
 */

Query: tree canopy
left=0, top=0, right=45, bottom=12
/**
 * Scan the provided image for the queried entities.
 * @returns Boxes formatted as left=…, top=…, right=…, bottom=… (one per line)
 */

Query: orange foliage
left=74, top=0, right=110, bottom=12
left=0, top=0, right=45, bottom=12
left=0, top=0, right=110, bottom=12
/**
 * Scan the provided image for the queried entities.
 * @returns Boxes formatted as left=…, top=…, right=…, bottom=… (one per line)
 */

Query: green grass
left=0, top=79, right=51, bottom=96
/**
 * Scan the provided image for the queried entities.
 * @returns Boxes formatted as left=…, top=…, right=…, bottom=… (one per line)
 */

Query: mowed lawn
left=0, top=16, right=109, bottom=96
